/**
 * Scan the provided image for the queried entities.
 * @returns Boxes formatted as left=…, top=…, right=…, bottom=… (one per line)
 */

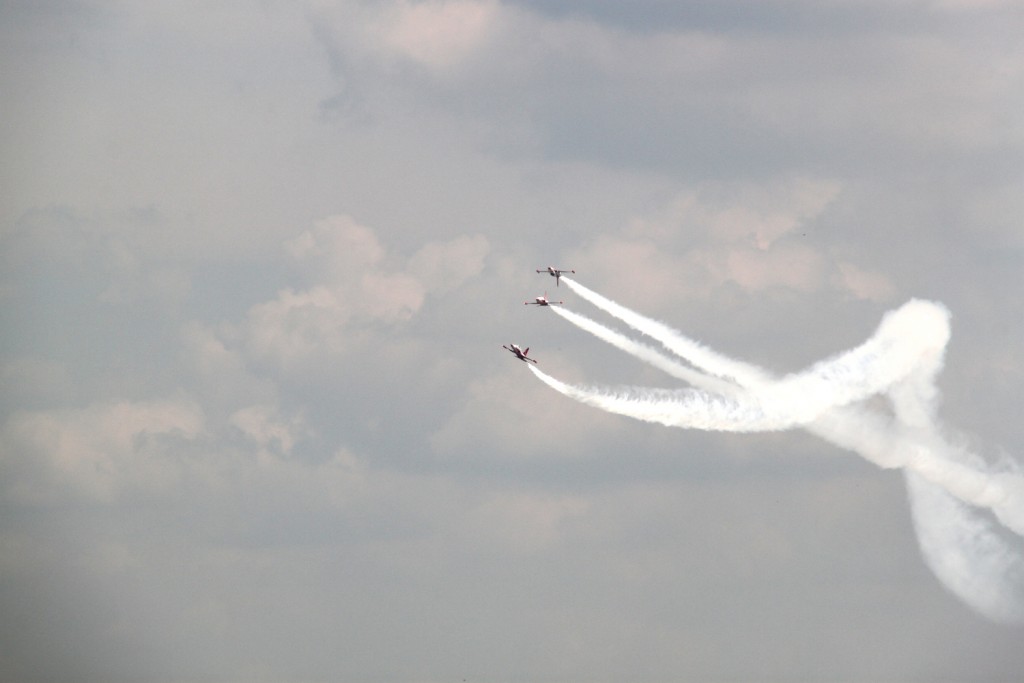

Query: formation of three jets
left=503, top=266, right=574, bottom=364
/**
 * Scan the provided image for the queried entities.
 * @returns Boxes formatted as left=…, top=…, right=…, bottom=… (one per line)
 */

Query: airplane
left=503, top=343, right=538, bottom=364
left=525, top=292, right=563, bottom=306
left=536, top=266, right=575, bottom=286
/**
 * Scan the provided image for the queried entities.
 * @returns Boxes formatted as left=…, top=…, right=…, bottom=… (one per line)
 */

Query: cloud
left=1, top=397, right=205, bottom=504
left=318, top=0, right=1022, bottom=179
left=378, top=0, right=500, bottom=71
left=285, top=215, right=388, bottom=283
left=229, top=404, right=307, bottom=457
left=240, top=284, right=354, bottom=368
left=233, top=215, right=488, bottom=371
left=408, top=232, right=489, bottom=293
left=834, top=262, right=897, bottom=302
left=430, top=358, right=635, bottom=468
left=568, top=178, right=894, bottom=307
left=178, top=321, right=272, bottom=404
left=4, top=1, right=1024, bottom=679
left=724, top=242, right=825, bottom=292
left=0, top=393, right=375, bottom=517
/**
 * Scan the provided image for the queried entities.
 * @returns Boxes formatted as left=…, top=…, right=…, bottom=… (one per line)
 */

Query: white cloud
left=236, top=214, right=487, bottom=371
left=431, top=364, right=621, bottom=461
left=377, top=0, right=500, bottom=71
left=229, top=404, right=307, bottom=456
left=286, top=215, right=387, bottom=284
left=179, top=322, right=265, bottom=396
left=358, top=270, right=426, bottom=322
left=834, top=262, right=897, bottom=302
left=4, top=1, right=1024, bottom=679
left=408, top=233, right=489, bottom=293
left=568, top=179, right=881, bottom=306
left=569, top=234, right=706, bottom=309
left=242, top=284, right=351, bottom=368
left=0, top=393, right=375, bottom=513
left=2, top=397, right=205, bottom=504
left=724, top=242, right=826, bottom=292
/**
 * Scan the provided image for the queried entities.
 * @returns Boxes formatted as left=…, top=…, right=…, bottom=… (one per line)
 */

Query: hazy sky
left=3, top=1, right=1024, bottom=681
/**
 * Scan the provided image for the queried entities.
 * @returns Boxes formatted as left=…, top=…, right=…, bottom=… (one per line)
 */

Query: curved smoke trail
left=531, top=277, right=1024, bottom=622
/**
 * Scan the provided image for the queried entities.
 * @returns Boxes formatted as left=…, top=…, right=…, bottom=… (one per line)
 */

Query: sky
left=2, top=1, right=1024, bottom=681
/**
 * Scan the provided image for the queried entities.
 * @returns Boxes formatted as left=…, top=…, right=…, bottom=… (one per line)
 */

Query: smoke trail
left=559, top=277, right=1024, bottom=536
left=530, top=364, right=794, bottom=431
left=561, top=277, right=772, bottom=386
left=550, top=306, right=740, bottom=397
left=563, top=277, right=949, bottom=404
left=907, top=472, right=1024, bottom=623
left=552, top=300, right=953, bottom=429
left=537, top=277, right=1024, bottom=621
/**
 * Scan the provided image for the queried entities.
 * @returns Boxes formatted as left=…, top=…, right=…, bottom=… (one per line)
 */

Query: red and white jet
left=536, top=266, right=575, bottom=286
left=503, top=343, right=538, bottom=364
left=525, top=292, right=563, bottom=306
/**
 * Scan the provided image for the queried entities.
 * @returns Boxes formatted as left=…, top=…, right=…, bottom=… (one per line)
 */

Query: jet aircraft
left=536, top=266, right=575, bottom=286
left=525, top=293, right=563, bottom=306
left=503, top=343, right=538, bottom=364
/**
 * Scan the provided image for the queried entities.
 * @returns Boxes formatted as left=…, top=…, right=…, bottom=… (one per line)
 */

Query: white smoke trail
left=560, top=278, right=772, bottom=386
left=536, top=277, right=1024, bottom=621
left=530, top=364, right=792, bottom=431
left=563, top=278, right=949, bottom=405
left=559, top=277, right=1024, bottom=535
left=550, top=301, right=954, bottom=430
left=907, top=472, right=1024, bottom=624
left=550, top=306, right=740, bottom=397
